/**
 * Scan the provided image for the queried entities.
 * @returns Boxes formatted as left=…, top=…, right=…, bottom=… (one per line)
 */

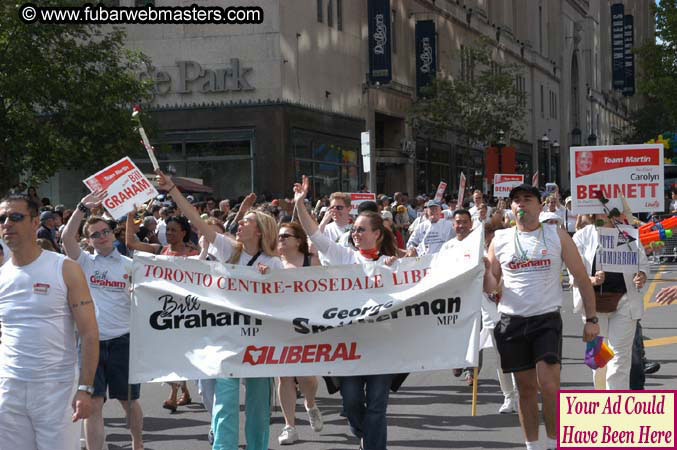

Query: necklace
left=513, top=224, right=547, bottom=262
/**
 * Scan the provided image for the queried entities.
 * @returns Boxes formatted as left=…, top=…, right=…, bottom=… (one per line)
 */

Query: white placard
left=570, top=145, right=664, bottom=214
left=493, top=174, right=524, bottom=198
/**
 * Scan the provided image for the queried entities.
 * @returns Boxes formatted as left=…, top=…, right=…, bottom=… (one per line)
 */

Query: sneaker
left=306, top=405, right=324, bottom=432
left=278, top=426, right=298, bottom=445
left=644, top=361, right=661, bottom=374
left=498, top=395, right=517, bottom=414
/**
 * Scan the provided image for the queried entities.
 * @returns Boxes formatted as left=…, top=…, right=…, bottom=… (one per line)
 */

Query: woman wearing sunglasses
left=154, top=169, right=281, bottom=450
left=275, top=221, right=324, bottom=445
left=293, top=175, right=399, bottom=450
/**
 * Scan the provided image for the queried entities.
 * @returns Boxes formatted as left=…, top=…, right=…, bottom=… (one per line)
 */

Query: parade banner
left=595, top=225, right=640, bottom=274
left=83, top=157, right=158, bottom=219
left=415, top=20, right=436, bottom=97
left=623, top=15, right=635, bottom=97
left=349, top=192, right=377, bottom=215
left=129, top=228, right=484, bottom=382
left=493, top=174, right=524, bottom=198
left=532, top=172, right=539, bottom=188
left=570, top=145, right=664, bottom=214
left=368, top=0, right=392, bottom=84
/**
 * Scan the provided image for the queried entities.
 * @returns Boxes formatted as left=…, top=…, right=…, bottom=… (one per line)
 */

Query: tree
left=0, top=1, right=153, bottom=194
left=408, top=38, right=527, bottom=148
left=628, top=0, right=677, bottom=143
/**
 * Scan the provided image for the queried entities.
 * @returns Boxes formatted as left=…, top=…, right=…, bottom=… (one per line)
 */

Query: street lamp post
left=539, top=133, right=549, bottom=185
left=496, top=129, right=506, bottom=173
left=587, top=133, right=597, bottom=145
left=551, top=140, right=560, bottom=185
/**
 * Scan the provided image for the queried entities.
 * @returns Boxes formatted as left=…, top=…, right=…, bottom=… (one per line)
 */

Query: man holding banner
left=483, top=184, right=599, bottom=450
left=61, top=192, right=144, bottom=450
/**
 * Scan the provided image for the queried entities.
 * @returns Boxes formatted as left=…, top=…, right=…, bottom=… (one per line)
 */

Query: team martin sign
left=139, top=58, right=254, bottom=96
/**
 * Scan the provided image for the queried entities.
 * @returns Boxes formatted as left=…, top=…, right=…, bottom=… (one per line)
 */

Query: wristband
left=168, top=185, right=177, bottom=193
left=77, top=202, right=90, bottom=216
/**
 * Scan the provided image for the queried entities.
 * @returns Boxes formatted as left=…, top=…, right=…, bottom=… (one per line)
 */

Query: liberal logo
left=242, top=342, right=362, bottom=366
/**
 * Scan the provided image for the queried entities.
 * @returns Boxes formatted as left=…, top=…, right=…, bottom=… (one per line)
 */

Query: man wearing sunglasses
left=0, top=194, right=99, bottom=449
left=62, top=192, right=144, bottom=450
left=320, top=192, right=353, bottom=243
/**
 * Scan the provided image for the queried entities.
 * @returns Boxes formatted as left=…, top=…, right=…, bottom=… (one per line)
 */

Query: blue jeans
left=340, top=374, right=392, bottom=450
left=212, top=377, right=271, bottom=450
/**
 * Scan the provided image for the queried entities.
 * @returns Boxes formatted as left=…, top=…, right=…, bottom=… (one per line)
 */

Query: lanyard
left=513, top=225, right=547, bottom=262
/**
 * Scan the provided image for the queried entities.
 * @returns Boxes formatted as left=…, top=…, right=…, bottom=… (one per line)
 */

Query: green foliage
left=408, top=39, right=527, bottom=147
left=0, top=1, right=153, bottom=193
left=629, top=0, right=677, bottom=141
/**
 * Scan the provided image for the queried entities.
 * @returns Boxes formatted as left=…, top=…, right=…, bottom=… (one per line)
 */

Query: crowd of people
left=0, top=178, right=676, bottom=450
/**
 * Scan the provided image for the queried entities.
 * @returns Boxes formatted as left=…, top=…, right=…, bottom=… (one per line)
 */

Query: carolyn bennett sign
left=129, top=227, right=484, bottom=382
left=570, top=145, right=664, bottom=214
left=493, top=174, right=524, bottom=198
left=83, top=157, right=158, bottom=219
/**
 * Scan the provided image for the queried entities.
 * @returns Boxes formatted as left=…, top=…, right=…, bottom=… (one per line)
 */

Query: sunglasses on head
left=89, top=229, right=112, bottom=239
left=278, top=233, right=296, bottom=240
left=0, top=212, right=31, bottom=223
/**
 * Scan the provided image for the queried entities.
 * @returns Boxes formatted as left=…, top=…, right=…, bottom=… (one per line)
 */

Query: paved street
left=98, top=266, right=677, bottom=450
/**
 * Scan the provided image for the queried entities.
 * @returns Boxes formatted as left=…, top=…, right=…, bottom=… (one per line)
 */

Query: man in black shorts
left=483, top=184, right=599, bottom=450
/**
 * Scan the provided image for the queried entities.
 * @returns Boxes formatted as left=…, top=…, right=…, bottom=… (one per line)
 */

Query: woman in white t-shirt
left=293, top=175, right=399, bottom=450
left=155, top=170, right=281, bottom=450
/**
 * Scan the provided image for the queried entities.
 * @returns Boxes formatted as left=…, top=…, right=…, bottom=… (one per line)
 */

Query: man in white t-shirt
left=406, top=200, right=455, bottom=256
left=483, top=184, right=599, bottom=450
left=62, top=192, right=144, bottom=450
left=320, top=192, right=353, bottom=243
left=468, top=190, right=484, bottom=218
left=0, top=194, right=99, bottom=449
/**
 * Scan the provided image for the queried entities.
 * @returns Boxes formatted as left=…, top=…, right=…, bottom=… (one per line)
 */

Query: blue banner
left=368, top=0, right=392, bottom=84
left=611, top=3, right=625, bottom=90
left=415, top=20, right=436, bottom=97
left=623, top=15, right=635, bottom=97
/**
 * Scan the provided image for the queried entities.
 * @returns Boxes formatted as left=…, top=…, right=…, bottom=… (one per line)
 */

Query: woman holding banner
left=569, top=214, right=648, bottom=390
left=154, top=169, right=281, bottom=450
left=293, top=175, right=400, bottom=450
left=276, top=221, right=324, bottom=445
left=126, top=211, right=198, bottom=412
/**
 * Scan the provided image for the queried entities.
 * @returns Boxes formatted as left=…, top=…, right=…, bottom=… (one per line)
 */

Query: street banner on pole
left=415, top=20, right=436, bottom=97
left=349, top=193, right=377, bottom=215
left=493, top=174, right=524, bottom=198
left=129, top=227, right=484, bottom=382
left=457, top=172, right=466, bottom=207
left=433, top=181, right=447, bottom=202
left=83, top=156, right=158, bottom=219
left=368, top=0, right=392, bottom=84
left=570, top=144, right=664, bottom=214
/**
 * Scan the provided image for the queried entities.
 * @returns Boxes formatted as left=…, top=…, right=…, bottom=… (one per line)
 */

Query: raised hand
left=241, top=192, right=257, bottom=212
left=81, top=191, right=106, bottom=209
left=154, top=169, right=174, bottom=191
left=293, top=175, right=310, bottom=204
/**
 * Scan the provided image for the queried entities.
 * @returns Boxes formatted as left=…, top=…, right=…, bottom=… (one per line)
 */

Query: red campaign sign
left=574, top=148, right=660, bottom=177
left=84, top=157, right=135, bottom=192
left=495, top=175, right=522, bottom=184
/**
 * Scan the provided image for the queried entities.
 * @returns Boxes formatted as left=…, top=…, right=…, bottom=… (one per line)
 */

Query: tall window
left=337, top=0, right=343, bottom=30
left=327, top=0, right=333, bottom=27
left=538, top=6, right=543, bottom=54
left=391, top=9, right=397, bottom=54
left=317, top=0, right=323, bottom=23
left=540, top=84, right=544, bottom=117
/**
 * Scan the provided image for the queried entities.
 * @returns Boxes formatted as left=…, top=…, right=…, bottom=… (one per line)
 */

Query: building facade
left=38, top=0, right=654, bottom=206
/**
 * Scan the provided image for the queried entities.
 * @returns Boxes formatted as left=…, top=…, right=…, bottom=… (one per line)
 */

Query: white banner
left=595, top=225, right=641, bottom=274
left=493, top=174, right=524, bottom=198
left=83, top=156, right=158, bottom=219
left=434, top=181, right=447, bottom=202
left=570, top=145, right=664, bottom=214
left=129, top=228, right=484, bottom=383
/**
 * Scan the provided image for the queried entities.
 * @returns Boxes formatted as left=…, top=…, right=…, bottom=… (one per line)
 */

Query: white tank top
left=493, top=224, right=563, bottom=317
left=0, top=251, right=77, bottom=382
